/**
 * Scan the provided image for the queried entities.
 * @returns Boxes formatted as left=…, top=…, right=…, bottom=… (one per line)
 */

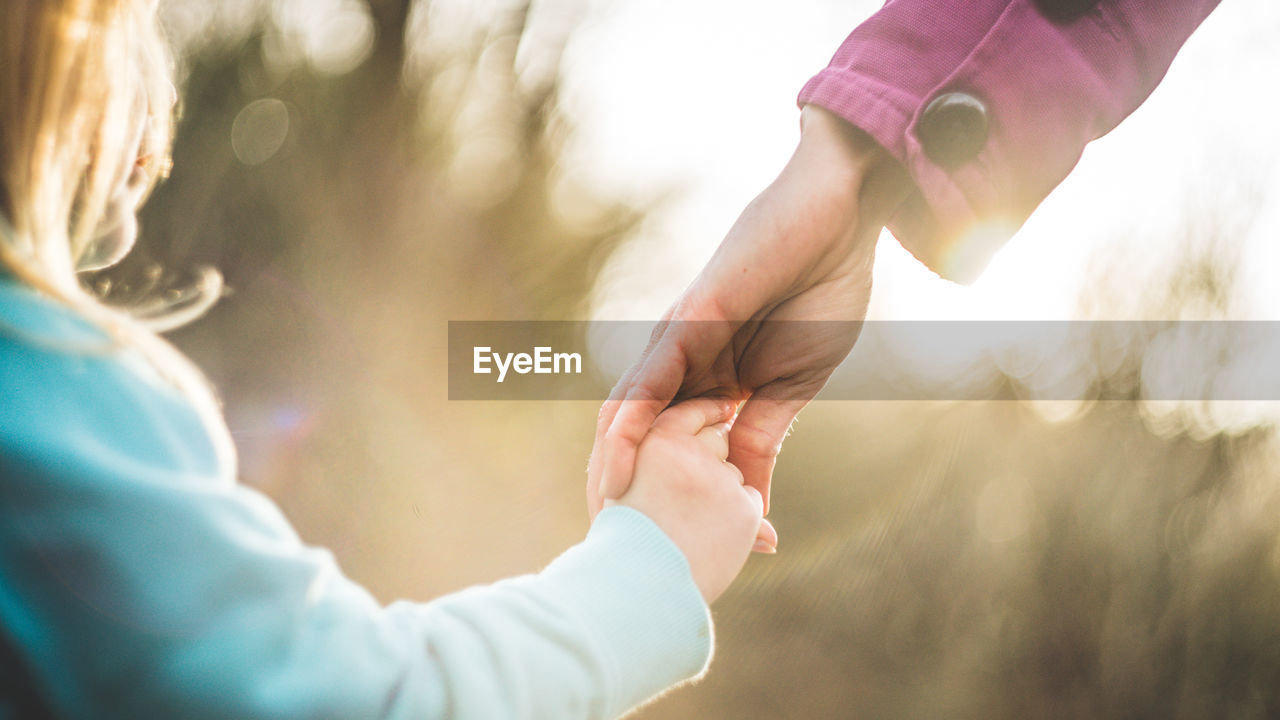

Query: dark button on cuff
left=918, top=92, right=989, bottom=169
left=1032, top=0, right=1100, bottom=22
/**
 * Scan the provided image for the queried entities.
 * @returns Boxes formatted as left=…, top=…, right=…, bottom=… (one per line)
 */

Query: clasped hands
left=586, top=106, right=914, bottom=602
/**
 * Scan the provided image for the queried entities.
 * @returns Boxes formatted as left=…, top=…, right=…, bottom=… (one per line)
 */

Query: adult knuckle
left=626, top=379, right=667, bottom=406
left=733, top=420, right=782, bottom=460
left=603, top=424, right=640, bottom=451
left=674, top=289, right=732, bottom=324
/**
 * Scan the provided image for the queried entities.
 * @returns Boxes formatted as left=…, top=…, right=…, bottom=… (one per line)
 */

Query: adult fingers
left=590, top=313, right=683, bottom=509
left=595, top=338, right=686, bottom=502
left=739, top=486, right=778, bottom=554
left=754, top=516, right=778, bottom=554
left=597, top=314, right=739, bottom=502
left=592, top=311, right=671, bottom=454
left=587, top=360, right=644, bottom=519
left=728, top=386, right=811, bottom=516
left=597, top=184, right=812, bottom=503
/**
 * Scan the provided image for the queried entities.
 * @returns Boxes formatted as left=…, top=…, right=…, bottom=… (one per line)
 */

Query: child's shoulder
left=0, top=275, right=110, bottom=350
left=0, top=276, right=117, bottom=413
left=0, top=276, right=224, bottom=484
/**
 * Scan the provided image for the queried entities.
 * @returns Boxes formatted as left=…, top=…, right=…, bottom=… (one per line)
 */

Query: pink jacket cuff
left=799, top=0, right=1221, bottom=283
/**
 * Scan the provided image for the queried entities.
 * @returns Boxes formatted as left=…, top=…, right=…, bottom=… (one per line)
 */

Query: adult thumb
left=727, top=390, right=808, bottom=516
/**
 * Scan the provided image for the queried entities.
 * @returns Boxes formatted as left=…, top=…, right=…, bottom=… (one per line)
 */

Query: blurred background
left=97, top=0, right=1280, bottom=716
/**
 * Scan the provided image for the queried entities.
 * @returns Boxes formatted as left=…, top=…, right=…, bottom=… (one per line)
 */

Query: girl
left=0, top=2, right=767, bottom=718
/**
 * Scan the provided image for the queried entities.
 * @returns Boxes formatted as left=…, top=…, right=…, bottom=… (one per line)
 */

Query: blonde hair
left=0, top=0, right=233, bottom=467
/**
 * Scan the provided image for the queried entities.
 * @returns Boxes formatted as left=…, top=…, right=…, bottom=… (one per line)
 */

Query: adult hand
left=587, top=106, right=914, bottom=535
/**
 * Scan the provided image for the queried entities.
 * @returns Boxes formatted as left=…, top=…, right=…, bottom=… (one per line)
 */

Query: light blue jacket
left=0, top=275, right=711, bottom=719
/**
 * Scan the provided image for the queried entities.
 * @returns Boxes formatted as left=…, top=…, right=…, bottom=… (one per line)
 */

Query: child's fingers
left=652, top=396, right=737, bottom=436
left=694, top=422, right=731, bottom=461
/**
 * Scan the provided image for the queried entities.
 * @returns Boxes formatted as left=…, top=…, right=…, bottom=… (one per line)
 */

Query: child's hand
left=604, top=397, right=776, bottom=604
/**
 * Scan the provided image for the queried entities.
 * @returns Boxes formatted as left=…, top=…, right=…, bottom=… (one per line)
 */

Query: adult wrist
left=798, top=104, right=913, bottom=228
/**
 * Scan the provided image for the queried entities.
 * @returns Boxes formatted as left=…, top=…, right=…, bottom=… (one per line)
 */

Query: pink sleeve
left=798, top=0, right=1222, bottom=282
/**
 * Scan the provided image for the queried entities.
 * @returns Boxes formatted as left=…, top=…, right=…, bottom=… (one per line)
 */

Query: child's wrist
left=543, top=506, right=712, bottom=715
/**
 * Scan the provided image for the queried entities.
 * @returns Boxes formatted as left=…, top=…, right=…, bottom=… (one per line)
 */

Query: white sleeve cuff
left=536, top=506, right=713, bottom=718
